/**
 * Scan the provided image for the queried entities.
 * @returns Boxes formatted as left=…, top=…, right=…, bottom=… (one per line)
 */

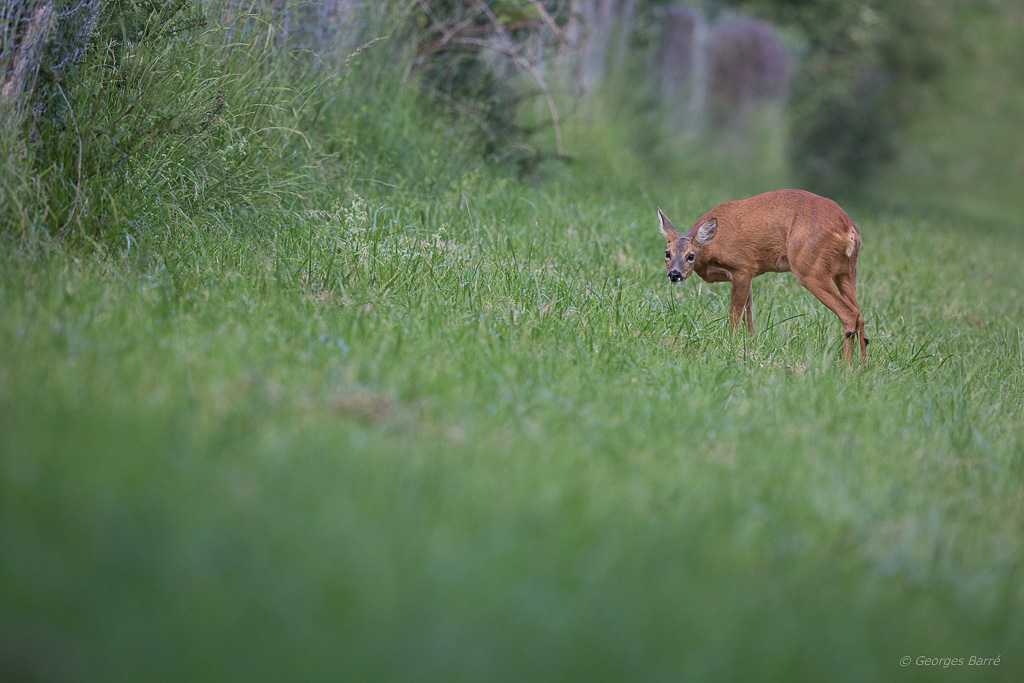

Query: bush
left=738, top=0, right=946, bottom=194
left=1, top=0, right=310, bottom=248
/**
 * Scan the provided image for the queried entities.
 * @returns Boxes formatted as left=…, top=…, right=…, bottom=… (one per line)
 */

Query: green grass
left=2, top=6, right=1024, bottom=681
left=2, top=178, right=1023, bottom=680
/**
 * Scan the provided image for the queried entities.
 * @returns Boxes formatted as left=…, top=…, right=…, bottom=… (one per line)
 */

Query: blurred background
left=3, top=0, right=1022, bottom=228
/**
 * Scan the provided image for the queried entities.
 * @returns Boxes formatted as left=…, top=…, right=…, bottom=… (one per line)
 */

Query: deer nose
left=668, top=270, right=683, bottom=282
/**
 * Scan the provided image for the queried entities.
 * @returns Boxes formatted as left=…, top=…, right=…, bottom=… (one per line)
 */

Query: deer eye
left=686, top=254, right=695, bottom=262
left=665, top=251, right=671, bottom=259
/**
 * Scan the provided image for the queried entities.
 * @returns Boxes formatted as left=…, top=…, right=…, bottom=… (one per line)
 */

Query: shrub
left=1, top=0, right=310, bottom=247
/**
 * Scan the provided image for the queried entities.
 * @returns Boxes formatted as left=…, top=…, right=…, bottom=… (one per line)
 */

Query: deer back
left=691, top=189, right=856, bottom=276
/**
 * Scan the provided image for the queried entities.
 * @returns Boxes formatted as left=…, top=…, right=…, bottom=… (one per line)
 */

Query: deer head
left=658, top=207, right=717, bottom=283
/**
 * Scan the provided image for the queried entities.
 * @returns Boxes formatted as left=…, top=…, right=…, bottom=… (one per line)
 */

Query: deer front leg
left=742, top=282, right=755, bottom=335
left=729, top=275, right=755, bottom=335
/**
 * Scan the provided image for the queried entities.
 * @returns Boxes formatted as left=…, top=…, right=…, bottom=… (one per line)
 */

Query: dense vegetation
left=2, top=2, right=1022, bottom=680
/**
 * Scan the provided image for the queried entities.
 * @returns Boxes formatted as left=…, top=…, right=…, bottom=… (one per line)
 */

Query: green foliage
left=2, top=0, right=307, bottom=246
left=870, top=2, right=1024, bottom=228
left=1, top=2, right=1023, bottom=680
left=401, top=0, right=568, bottom=171
left=735, top=0, right=947, bottom=194
left=88, top=0, right=207, bottom=48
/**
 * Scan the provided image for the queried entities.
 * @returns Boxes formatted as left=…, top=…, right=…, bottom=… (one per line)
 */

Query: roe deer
left=658, top=189, right=867, bottom=364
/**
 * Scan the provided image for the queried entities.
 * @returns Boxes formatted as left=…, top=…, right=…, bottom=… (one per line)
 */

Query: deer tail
left=845, top=225, right=859, bottom=258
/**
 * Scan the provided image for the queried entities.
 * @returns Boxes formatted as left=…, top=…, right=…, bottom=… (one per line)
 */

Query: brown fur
left=659, top=189, right=867, bottom=365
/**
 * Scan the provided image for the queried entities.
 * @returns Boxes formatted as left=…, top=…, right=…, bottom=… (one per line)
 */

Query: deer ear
left=658, top=207, right=681, bottom=241
left=695, top=217, right=717, bottom=246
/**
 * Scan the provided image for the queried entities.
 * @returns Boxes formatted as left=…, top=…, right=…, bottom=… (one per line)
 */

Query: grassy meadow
left=2, top=6, right=1023, bottom=681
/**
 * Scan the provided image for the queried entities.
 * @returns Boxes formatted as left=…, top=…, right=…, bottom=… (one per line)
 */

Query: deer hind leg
left=729, top=275, right=755, bottom=336
left=834, top=271, right=867, bottom=361
left=794, top=270, right=862, bottom=365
